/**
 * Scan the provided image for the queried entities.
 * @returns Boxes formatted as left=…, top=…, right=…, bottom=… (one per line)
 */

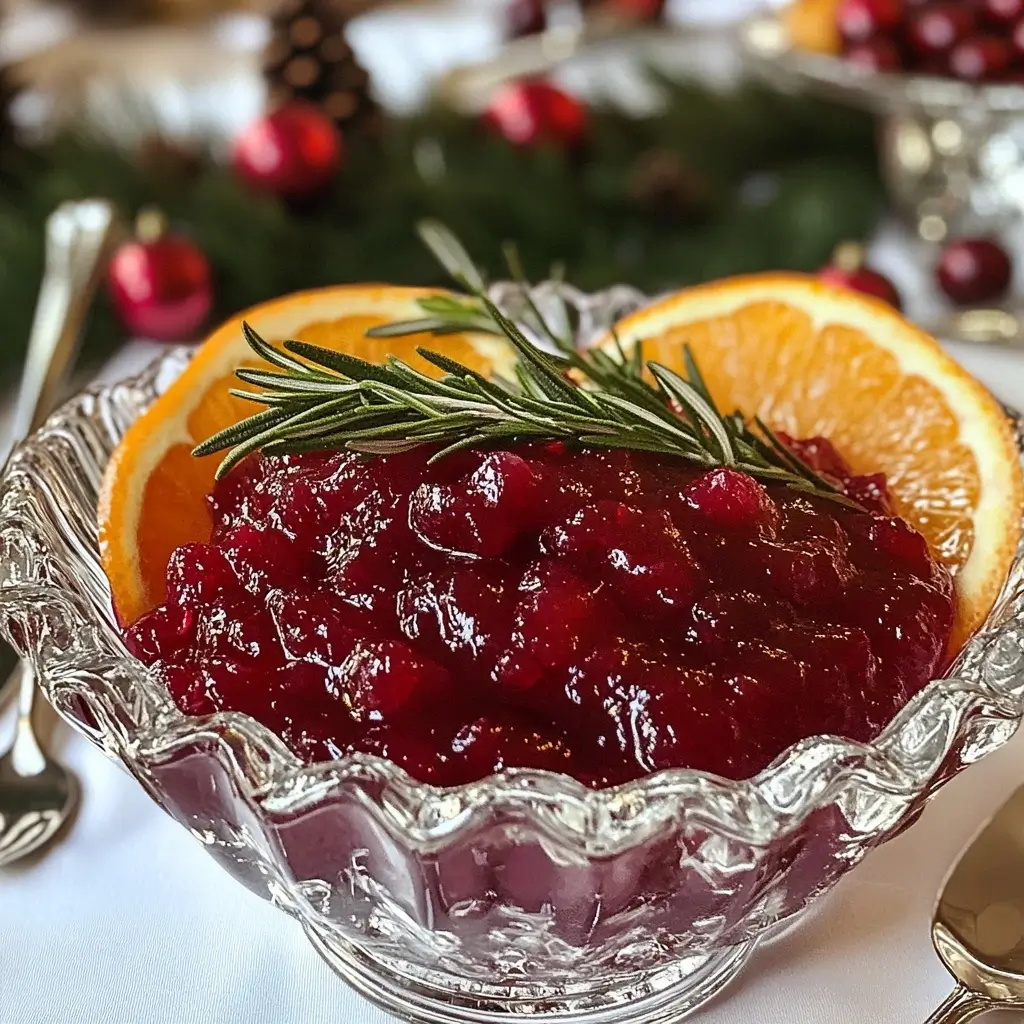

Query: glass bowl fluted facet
left=3, top=282, right=1024, bottom=1024
left=740, top=15, right=1024, bottom=241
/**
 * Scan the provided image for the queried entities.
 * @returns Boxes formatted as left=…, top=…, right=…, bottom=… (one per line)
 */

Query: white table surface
left=5, top=5, right=1024, bottom=1023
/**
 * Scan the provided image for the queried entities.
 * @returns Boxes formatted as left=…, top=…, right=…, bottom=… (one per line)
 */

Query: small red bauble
left=936, top=238, right=1013, bottom=305
left=980, top=0, right=1024, bottom=27
left=845, top=38, right=903, bottom=70
left=482, top=80, right=588, bottom=149
left=232, top=102, right=344, bottom=200
left=948, top=35, right=1013, bottom=81
left=505, top=0, right=546, bottom=38
left=836, top=0, right=902, bottom=45
left=818, top=242, right=902, bottom=310
left=906, top=4, right=974, bottom=57
left=1011, top=18, right=1024, bottom=59
left=107, top=210, right=213, bottom=342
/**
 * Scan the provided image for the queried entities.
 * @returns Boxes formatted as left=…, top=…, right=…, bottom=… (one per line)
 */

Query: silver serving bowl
left=2, top=282, right=1024, bottom=1023
left=741, top=14, right=1024, bottom=242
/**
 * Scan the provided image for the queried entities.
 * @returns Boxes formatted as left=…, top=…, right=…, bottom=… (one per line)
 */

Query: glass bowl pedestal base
left=304, top=926, right=758, bottom=1024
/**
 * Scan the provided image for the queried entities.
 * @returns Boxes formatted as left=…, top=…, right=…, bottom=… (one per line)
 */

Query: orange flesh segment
left=102, top=303, right=501, bottom=623
left=605, top=277, right=1023, bottom=653
left=645, top=303, right=979, bottom=574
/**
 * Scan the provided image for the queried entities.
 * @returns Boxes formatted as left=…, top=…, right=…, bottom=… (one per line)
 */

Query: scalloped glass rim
left=740, top=15, right=1024, bottom=116
left=1, top=281, right=1023, bottom=899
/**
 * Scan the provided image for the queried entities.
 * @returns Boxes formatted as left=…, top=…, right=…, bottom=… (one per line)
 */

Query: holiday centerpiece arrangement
left=744, top=0, right=1024, bottom=256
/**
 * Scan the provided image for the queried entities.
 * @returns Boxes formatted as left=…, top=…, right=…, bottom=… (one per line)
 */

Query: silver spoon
left=0, top=198, right=119, bottom=867
left=926, top=782, right=1024, bottom=1021
left=924, top=307, right=1024, bottom=348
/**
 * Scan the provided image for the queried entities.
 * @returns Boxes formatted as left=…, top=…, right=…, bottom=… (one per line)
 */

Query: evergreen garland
left=0, top=76, right=883, bottom=381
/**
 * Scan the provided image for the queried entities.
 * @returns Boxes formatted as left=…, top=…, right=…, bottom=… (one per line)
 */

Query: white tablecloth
left=5, top=5, right=1024, bottom=1021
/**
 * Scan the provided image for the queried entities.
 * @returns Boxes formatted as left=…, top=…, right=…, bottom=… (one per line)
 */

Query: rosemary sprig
left=192, top=223, right=856, bottom=508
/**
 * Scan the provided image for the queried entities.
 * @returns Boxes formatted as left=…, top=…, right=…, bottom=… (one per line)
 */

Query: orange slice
left=783, top=0, right=842, bottom=55
left=598, top=273, right=1023, bottom=650
left=98, top=285, right=514, bottom=625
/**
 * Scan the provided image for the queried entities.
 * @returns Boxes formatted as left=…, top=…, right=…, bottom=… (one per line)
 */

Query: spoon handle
left=923, top=984, right=996, bottom=1024
left=11, top=199, right=119, bottom=441
left=922, top=307, right=1024, bottom=348
left=8, top=200, right=118, bottom=776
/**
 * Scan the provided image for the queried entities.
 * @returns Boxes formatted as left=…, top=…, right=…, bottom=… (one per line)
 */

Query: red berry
left=906, top=4, right=974, bottom=57
left=845, top=38, right=903, bottom=70
left=540, top=501, right=702, bottom=620
left=505, top=0, right=545, bottom=38
left=683, top=468, right=780, bottom=533
left=819, top=264, right=902, bottom=308
left=936, top=237, right=1013, bottom=305
left=843, top=473, right=893, bottom=514
left=482, top=80, right=588, bottom=149
left=409, top=451, right=541, bottom=558
left=948, top=35, right=1013, bottom=81
left=780, top=434, right=853, bottom=480
left=863, top=517, right=932, bottom=573
left=836, top=0, right=903, bottom=45
left=329, top=639, right=451, bottom=722
left=1011, top=19, right=1024, bottom=60
left=232, top=102, right=344, bottom=199
left=818, top=243, right=902, bottom=310
left=980, top=0, right=1024, bottom=27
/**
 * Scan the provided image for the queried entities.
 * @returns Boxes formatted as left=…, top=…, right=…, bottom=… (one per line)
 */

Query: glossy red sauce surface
left=124, top=438, right=955, bottom=786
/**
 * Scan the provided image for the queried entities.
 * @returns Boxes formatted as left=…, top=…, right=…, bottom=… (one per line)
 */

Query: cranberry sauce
left=124, top=438, right=955, bottom=787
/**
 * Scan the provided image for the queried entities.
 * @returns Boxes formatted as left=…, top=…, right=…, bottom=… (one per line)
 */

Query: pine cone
left=263, top=0, right=383, bottom=139
left=138, top=134, right=204, bottom=184
left=628, top=150, right=710, bottom=223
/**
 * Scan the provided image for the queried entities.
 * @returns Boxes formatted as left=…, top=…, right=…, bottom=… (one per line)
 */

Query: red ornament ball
left=482, top=80, right=588, bottom=149
left=906, top=4, right=974, bottom=58
left=980, top=0, right=1024, bottom=28
left=107, top=210, right=213, bottom=342
left=948, top=34, right=1013, bottom=81
left=936, top=237, right=1013, bottom=305
left=835, top=0, right=902, bottom=45
left=818, top=242, right=902, bottom=310
left=233, top=102, right=344, bottom=200
left=845, top=37, right=903, bottom=70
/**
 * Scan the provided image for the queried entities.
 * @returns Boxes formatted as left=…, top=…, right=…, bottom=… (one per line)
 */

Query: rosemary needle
left=193, top=222, right=855, bottom=509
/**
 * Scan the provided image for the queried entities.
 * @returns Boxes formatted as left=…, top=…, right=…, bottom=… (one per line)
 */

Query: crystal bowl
left=2, top=282, right=1024, bottom=1024
left=740, top=14, right=1024, bottom=241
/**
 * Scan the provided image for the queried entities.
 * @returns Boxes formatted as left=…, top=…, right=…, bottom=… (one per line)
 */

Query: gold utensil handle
left=924, top=984, right=1002, bottom=1024
left=925, top=308, right=1024, bottom=347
